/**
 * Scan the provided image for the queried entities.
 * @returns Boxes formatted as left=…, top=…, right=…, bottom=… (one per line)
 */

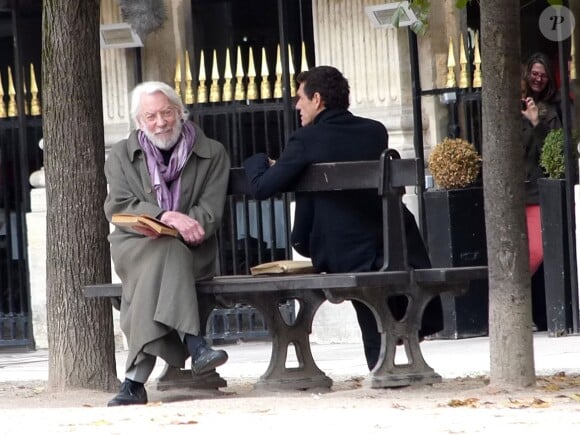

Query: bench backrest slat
left=226, top=150, right=423, bottom=273
left=228, top=157, right=421, bottom=196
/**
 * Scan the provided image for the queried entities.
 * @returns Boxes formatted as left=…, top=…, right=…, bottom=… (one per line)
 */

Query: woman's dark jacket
left=523, top=101, right=562, bottom=204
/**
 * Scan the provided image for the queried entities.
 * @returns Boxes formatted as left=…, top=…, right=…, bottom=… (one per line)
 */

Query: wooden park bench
left=84, top=149, right=488, bottom=391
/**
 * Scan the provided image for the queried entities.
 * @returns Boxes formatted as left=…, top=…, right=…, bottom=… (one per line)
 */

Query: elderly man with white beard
left=103, top=81, right=231, bottom=406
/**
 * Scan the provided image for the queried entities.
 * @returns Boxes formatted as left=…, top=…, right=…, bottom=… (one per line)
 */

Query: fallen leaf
left=506, top=397, right=551, bottom=409
left=531, top=398, right=551, bottom=408
left=169, top=420, right=198, bottom=425
left=89, top=420, right=112, bottom=426
left=448, top=398, right=480, bottom=408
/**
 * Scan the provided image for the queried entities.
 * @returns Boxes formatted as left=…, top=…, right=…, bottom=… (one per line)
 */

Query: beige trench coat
left=104, top=122, right=230, bottom=370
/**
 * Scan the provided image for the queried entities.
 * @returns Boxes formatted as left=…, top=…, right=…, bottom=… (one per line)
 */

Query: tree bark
left=480, top=0, right=535, bottom=387
left=42, top=0, right=117, bottom=391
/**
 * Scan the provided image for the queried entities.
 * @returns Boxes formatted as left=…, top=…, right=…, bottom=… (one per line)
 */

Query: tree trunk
left=42, top=0, right=117, bottom=391
left=480, top=1, right=535, bottom=387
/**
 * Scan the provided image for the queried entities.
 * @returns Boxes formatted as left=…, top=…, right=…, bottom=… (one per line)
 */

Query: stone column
left=27, top=168, right=47, bottom=349
left=101, top=0, right=135, bottom=150
left=313, top=0, right=418, bottom=157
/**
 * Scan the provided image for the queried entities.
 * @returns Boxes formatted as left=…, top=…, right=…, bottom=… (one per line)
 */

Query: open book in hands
left=111, top=213, right=179, bottom=238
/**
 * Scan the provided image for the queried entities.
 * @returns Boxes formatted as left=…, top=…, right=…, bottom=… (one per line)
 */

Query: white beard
left=143, top=124, right=182, bottom=150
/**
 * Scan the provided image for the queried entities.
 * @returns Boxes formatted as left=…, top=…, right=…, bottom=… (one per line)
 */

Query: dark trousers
left=353, top=206, right=443, bottom=371
left=352, top=300, right=381, bottom=370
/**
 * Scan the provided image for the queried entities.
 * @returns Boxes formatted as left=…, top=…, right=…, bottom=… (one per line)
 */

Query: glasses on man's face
left=142, top=108, right=177, bottom=124
left=530, top=71, right=548, bottom=81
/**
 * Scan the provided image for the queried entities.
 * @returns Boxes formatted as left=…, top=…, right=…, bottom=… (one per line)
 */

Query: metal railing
left=190, top=100, right=300, bottom=342
left=0, top=117, right=42, bottom=349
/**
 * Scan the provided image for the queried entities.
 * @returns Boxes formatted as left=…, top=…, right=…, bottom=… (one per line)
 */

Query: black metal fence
left=0, top=116, right=42, bottom=349
left=190, top=101, right=300, bottom=341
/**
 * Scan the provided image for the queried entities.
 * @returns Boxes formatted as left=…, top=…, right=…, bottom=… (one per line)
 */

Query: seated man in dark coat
left=243, top=66, right=443, bottom=370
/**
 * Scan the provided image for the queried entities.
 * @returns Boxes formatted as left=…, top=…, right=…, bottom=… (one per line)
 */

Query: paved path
left=2, top=333, right=579, bottom=382
left=0, top=333, right=579, bottom=434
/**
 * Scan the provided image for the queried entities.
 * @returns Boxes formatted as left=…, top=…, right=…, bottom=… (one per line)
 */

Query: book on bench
left=111, top=213, right=179, bottom=238
left=250, top=260, right=315, bottom=276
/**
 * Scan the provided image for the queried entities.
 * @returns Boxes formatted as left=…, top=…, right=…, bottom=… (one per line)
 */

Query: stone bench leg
left=331, top=286, right=442, bottom=388
left=243, top=291, right=332, bottom=391
left=369, top=284, right=442, bottom=387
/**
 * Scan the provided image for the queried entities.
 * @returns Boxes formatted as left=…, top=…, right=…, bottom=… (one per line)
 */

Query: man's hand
left=160, top=211, right=205, bottom=246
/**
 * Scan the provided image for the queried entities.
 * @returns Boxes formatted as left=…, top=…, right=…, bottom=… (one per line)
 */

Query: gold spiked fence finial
left=288, top=44, right=296, bottom=96
left=273, top=44, right=282, bottom=98
left=234, top=46, right=245, bottom=101
left=184, top=50, right=194, bottom=105
left=445, top=38, right=457, bottom=88
left=458, top=34, right=469, bottom=88
left=209, top=49, right=221, bottom=103
left=472, top=32, right=482, bottom=88
left=0, top=73, right=6, bottom=118
left=7, top=66, right=17, bottom=117
left=30, top=64, right=40, bottom=115
left=260, top=48, right=271, bottom=99
left=223, top=48, right=233, bottom=102
left=247, top=47, right=258, bottom=101
left=197, top=50, right=208, bottom=104
left=300, top=42, right=309, bottom=72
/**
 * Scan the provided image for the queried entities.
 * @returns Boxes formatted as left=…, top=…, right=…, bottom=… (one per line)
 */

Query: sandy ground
left=2, top=337, right=580, bottom=434
left=1, top=373, right=580, bottom=434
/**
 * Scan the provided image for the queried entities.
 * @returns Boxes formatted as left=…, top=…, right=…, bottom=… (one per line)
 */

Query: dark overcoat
left=244, top=108, right=442, bottom=336
left=104, top=123, right=230, bottom=370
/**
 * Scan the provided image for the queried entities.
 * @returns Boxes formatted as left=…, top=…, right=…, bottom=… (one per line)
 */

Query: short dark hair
left=296, top=66, right=350, bottom=110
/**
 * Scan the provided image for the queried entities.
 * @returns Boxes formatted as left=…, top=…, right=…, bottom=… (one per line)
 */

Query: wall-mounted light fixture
left=100, top=23, right=143, bottom=49
left=365, top=1, right=418, bottom=29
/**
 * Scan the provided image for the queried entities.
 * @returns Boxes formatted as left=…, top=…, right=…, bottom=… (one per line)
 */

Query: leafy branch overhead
left=400, top=0, right=563, bottom=35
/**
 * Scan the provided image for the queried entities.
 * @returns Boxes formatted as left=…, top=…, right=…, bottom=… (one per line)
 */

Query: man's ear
left=313, top=92, right=325, bottom=110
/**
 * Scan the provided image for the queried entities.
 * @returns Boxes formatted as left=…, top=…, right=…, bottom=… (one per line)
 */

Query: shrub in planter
left=427, top=137, right=482, bottom=189
left=538, top=127, right=577, bottom=336
left=539, top=128, right=577, bottom=179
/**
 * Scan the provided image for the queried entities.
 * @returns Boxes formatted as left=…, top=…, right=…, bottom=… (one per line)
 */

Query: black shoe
left=107, top=379, right=148, bottom=407
left=191, top=346, right=228, bottom=375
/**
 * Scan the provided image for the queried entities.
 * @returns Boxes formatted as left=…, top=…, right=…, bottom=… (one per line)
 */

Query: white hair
left=130, top=81, right=188, bottom=126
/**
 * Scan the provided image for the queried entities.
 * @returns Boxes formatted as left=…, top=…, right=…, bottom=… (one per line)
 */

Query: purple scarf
left=138, top=121, right=196, bottom=211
